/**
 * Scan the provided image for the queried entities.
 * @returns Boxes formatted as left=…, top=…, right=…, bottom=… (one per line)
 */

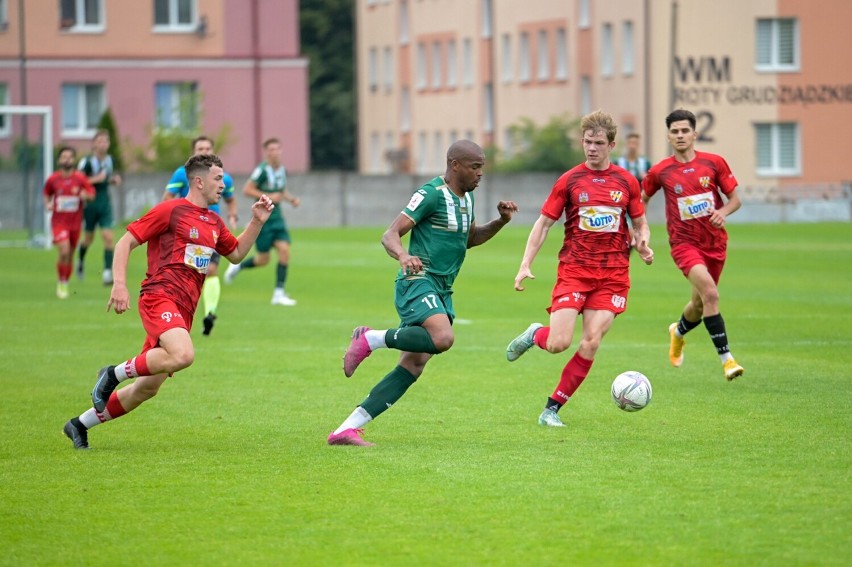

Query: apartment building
left=357, top=0, right=852, bottom=194
left=0, top=0, right=309, bottom=174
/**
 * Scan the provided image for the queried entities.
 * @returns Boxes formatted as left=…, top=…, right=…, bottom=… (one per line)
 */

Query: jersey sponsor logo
left=189, top=227, right=199, bottom=240
left=184, top=244, right=215, bottom=273
left=592, top=178, right=606, bottom=183
left=610, top=190, right=623, bottom=203
left=683, top=168, right=695, bottom=173
left=579, top=192, right=589, bottom=203
left=677, top=192, right=714, bottom=220
left=159, top=311, right=184, bottom=323
left=578, top=205, right=621, bottom=233
left=674, top=183, right=684, bottom=195
left=406, top=192, right=425, bottom=211
left=611, top=294, right=626, bottom=309
left=199, top=215, right=209, bottom=222
left=699, top=176, right=711, bottom=188
left=55, top=195, right=81, bottom=212
left=557, top=291, right=586, bottom=304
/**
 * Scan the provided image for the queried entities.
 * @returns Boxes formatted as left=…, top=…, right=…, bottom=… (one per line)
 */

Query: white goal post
left=0, top=105, right=54, bottom=248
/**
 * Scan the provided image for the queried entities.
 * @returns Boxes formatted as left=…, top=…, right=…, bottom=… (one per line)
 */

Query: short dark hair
left=57, top=146, right=77, bottom=158
left=92, top=129, right=109, bottom=142
left=665, top=109, right=696, bottom=130
left=185, top=153, right=223, bottom=181
left=263, top=137, right=280, bottom=148
left=626, top=132, right=640, bottom=140
left=191, top=135, right=214, bottom=152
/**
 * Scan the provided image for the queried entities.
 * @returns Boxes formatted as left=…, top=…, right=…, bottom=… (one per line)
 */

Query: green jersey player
left=224, top=137, right=300, bottom=305
left=329, top=140, right=519, bottom=446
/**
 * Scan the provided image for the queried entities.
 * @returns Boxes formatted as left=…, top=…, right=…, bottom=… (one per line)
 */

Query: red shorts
left=52, top=223, right=81, bottom=248
left=138, top=293, right=193, bottom=354
left=549, top=263, right=630, bottom=315
left=670, top=244, right=725, bottom=284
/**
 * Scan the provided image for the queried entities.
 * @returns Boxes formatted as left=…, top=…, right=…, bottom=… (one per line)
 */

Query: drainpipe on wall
left=252, top=0, right=261, bottom=160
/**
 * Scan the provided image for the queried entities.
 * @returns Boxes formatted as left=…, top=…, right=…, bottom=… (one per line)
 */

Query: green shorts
left=255, top=217, right=290, bottom=253
left=83, top=198, right=114, bottom=231
left=394, top=276, right=455, bottom=327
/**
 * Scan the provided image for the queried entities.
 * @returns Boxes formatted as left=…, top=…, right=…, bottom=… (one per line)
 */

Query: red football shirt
left=541, top=162, right=645, bottom=269
left=643, top=151, right=738, bottom=252
left=43, top=171, right=94, bottom=227
left=126, top=199, right=239, bottom=313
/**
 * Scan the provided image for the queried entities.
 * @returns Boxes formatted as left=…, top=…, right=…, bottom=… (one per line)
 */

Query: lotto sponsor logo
left=677, top=192, right=714, bottom=220
left=578, top=205, right=621, bottom=232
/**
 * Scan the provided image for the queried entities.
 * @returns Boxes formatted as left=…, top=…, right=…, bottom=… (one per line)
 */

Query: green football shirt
left=400, top=176, right=475, bottom=287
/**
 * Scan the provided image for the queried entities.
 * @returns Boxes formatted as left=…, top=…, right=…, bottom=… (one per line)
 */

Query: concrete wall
left=3, top=171, right=848, bottom=233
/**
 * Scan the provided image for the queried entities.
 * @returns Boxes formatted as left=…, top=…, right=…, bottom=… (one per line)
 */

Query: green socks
left=360, top=365, right=418, bottom=419
left=385, top=327, right=439, bottom=354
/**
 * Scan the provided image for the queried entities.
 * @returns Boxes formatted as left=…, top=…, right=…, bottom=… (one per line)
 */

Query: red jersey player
left=505, top=110, right=654, bottom=428
left=43, top=146, right=95, bottom=299
left=642, top=108, right=744, bottom=381
left=62, top=153, right=274, bottom=449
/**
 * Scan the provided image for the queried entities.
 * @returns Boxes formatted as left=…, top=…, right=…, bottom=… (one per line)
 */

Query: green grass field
left=1, top=222, right=850, bottom=565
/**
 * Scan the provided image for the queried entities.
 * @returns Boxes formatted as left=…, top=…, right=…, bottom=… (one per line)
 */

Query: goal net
left=0, top=105, right=54, bottom=248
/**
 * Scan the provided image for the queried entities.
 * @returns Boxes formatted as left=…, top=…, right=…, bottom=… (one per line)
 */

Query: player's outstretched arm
left=107, top=232, right=140, bottom=314
left=514, top=214, right=555, bottom=291
left=467, top=200, right=519, bottom=248
left=382, top=213, right=423, bottom=275
left=226, top=194, right=274, bottom=263
left=630, top=214, right=654, bottom=265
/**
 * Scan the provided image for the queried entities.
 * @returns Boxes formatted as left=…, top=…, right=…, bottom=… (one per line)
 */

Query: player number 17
left=421, top=294, right=439, bottom=309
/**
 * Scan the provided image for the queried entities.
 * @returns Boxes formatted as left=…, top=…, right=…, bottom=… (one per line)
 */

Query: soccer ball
left=611, top=371, right=652, bottom=412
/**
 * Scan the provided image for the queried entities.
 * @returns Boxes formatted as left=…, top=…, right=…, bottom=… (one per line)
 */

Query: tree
left=489, top=115, right=586, bottom=173
left=97, top=107, right=125, bottom=172
left=301, top=0, right=356, bottom=171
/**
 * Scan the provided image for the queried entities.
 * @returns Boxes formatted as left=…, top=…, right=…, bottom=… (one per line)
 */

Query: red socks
left=105, top=392, right=127, bottom=419
left=551, top=352, right=594, bottom=403
left=533, top=326, right=550, bottom=350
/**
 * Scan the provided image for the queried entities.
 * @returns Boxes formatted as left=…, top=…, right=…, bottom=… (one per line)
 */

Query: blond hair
left=580, top=110, right=618, bottom=143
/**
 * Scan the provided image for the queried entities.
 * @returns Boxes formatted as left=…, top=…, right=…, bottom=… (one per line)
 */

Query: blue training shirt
left=166, top=166, right=235, bottom=216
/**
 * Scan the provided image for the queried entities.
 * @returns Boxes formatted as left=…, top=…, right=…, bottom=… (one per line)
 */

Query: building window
left=0, top=0, right=9, bottom=31
left=537, top=30, right=549, bottom=81
left=622, top=21, right=634, bottom=75
left=580, top=75, right=591, bottom=115
left=369, top=132, right=381, bottom=173
left=60, top=0, right=105, bottom=31
left=400, top=87, right=410, bottom=132
left=555, top=28, right=568, bottom=80
left=385, top=131, right=394, bottom=172
left=382, top=46, right=393, bottom=92
left=756, top=18, right=798, bottom=71
left=578, top=0, right=590, bottom=29
left=483, top=84, right=493, bottom=133
left=416, top=42, right=427, bottom=90
left=417, top=131, right=427, bottom=173
left=462, top=38, right=473, bottom=87
left=756, top=122, right=800, bottom=176
left=368, top=47, right=379, bottom=92
left=501, top=33, right=513, bottom=83
left=601, top=23, right=613, bottom=78
left=155, top=82, right=198, bottom=129
left=519, top=32, right=530, bottom=83
left=0, top=83, right=9, bottom=137
left=447, top=39, right=458, bottom=88
left=153, top=0, right=195, bottom=30
left=61, top=83, right=104, bottom=137
left=433, top=131, right=443, bottom=170
left=399, top=0, right=409, bottom=45
left=481, top=0, right=492, bottom=38
left=431, top=41, right=442, bottom=89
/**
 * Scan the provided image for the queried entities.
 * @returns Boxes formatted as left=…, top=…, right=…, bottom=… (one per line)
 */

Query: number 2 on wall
left=696, top=111, right=715, bottom=143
